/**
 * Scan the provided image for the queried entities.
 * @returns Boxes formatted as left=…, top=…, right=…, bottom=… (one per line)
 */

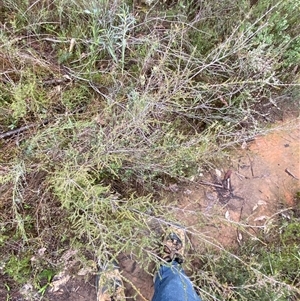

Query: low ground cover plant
left=0, top=0, right=299, bottom=300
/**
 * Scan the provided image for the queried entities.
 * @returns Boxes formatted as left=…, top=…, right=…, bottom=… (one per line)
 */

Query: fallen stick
left=0, top=124, right=36, bottom=139
left=0, top=119, right=49, bottom=140
left=197, top=180, right=224, bottom=189
left=285, top=168, right=299, bottom=180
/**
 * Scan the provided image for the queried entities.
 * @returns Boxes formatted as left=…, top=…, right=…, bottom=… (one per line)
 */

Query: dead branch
left=0, top=120, right=49, bottom=140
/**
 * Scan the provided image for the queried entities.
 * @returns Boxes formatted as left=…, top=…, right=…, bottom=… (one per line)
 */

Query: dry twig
left=285, top=168, right=299, bottom=180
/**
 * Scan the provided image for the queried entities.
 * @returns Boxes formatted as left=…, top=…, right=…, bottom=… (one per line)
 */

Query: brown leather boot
left=161, top=227, right=186, bottom=264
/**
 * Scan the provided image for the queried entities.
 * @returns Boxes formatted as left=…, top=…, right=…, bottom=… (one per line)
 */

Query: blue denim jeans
left=152, top=261, right=202, bottom=301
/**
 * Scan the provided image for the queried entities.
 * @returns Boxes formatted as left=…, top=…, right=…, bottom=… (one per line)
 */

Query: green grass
left=198, top=215, right=300, bottom=301
left=0, top=0, right=299, bottom=300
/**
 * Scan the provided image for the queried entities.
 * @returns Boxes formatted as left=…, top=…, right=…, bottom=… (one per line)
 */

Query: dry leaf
left=38, top=247, right=46, bottom=256
left=257, top=200, right=267, bottom=206
left=49, top=273, right=70, bottom=292
left=215, top=169, right=222, bottom=179
left=254, top=215, right=268, bottom=222
left=69, top=38, right=76, bottom=53
left=241, top=141, right=247, bottom=149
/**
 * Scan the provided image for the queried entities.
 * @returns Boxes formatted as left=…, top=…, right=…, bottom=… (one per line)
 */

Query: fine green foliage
left=0, top=0, right=299, bottom=300
left=5, top=255, right=32, bottom=284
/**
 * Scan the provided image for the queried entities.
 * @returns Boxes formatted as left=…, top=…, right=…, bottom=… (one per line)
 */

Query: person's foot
left=161, top=226, right=186, bottom=264
left=96, top=262, right=125, bottom=301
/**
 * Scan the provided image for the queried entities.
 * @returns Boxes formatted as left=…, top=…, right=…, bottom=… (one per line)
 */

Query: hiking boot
left=96, top=262, right=126, bottom=301
left=161, top=226, right=186, bottom=264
